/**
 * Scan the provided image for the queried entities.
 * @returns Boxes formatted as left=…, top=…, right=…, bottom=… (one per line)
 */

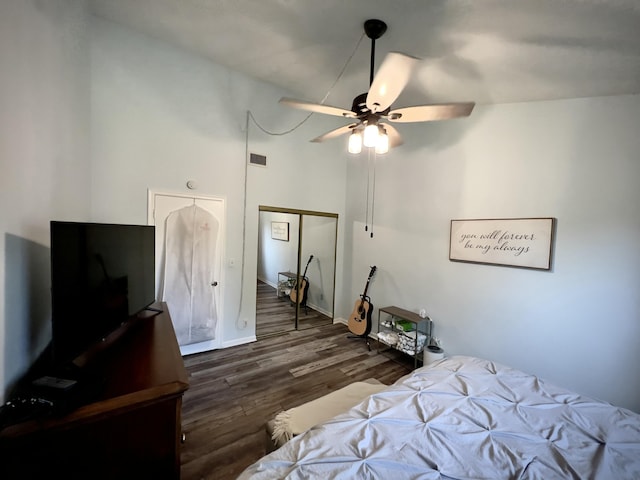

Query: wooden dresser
left=0, top=303, right=189, bottom=479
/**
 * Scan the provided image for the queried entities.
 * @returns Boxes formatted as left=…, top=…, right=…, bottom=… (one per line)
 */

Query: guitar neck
left=359, top=267, right=376, bottom=304
left=301, top=256, right=312, bottom=278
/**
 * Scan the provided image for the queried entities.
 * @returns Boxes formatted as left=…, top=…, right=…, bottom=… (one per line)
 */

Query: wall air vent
left=249, top=153, right=267, bottom=167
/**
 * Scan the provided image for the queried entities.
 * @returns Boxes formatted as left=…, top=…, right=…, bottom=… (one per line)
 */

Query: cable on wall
left=248, top=31, right=365, bottom=135
left=237, top=32, right=365, bottom=330
left=234, top=110, right=251, bottom=331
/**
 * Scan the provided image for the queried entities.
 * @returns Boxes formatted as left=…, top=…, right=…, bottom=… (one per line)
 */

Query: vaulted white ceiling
left=89, top=0, right=640, bottom=110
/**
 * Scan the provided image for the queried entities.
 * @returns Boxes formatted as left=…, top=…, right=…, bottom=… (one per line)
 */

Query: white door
left=148, top=191, right=225, bottom=355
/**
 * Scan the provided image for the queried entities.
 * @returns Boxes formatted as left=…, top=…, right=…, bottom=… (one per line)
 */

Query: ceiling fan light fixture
left=375, top=126, right=389, bottom=154
left=363, top=121, right=379, bottom=147
left=348, top=130, right=363, bottom=154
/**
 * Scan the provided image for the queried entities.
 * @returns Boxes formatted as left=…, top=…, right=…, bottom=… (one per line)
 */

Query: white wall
left=343, top=95, right=640, bottom=412
left=0, top=0, right=90, bottom=403
left=90, top=17, right=348, bottom=347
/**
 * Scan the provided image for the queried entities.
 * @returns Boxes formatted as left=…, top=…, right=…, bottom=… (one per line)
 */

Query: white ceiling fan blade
left=366, top=52, right=419, bottom=113
left=387, top=102, right=475, bottom=123
left=311, top=123, right=359, bottom=143
left=380, top=123, right=403, bottom=148
left=280, top=97, right=356, bottom=118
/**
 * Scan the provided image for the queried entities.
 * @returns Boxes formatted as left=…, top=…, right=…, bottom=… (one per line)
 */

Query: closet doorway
left=256, top=206, right=337, bottom=338
left=148, top=191, right=225, bottom=355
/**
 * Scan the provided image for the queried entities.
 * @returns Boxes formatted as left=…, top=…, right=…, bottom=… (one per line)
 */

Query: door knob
left=211, top=281, right=218, bottom=287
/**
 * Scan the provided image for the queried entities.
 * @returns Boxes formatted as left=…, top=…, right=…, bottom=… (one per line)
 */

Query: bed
left=238, top=355, right=640, bottom=479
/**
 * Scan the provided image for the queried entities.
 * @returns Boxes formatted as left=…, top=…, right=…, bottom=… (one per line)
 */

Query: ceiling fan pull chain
left=370, top=152, right=376, bottom=239
left=365, top=148, right=371, bottom=232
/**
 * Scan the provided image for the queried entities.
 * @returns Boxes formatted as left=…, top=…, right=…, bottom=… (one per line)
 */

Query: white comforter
left=238, top=355, right=640, bottom=479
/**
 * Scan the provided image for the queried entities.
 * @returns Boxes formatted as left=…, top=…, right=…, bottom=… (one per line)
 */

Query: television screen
left=50, top=221, right=155, bottom=367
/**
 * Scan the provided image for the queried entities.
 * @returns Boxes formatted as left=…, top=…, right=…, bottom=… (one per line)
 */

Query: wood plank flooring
left=256, top=280, right=332, bottom=338
left=179, top=323, right=413, bottom=479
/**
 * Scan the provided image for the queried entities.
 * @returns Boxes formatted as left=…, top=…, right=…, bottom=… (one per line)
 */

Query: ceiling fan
left=279, top=19, right=475, bottom=153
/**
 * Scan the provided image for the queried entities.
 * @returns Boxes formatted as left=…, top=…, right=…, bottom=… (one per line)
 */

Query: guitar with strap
left=348, top=266, right=377, bottom=337
left=290, top=255, right=313, bottom=307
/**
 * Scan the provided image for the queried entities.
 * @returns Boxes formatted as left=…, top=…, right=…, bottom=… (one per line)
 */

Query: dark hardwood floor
left=179, top=321, right=413, bottom=479
left=256, top=280, right=332, bottom=338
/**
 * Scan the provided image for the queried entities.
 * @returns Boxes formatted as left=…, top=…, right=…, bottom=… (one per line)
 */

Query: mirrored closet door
left=256, top=206, right=337, bottom=338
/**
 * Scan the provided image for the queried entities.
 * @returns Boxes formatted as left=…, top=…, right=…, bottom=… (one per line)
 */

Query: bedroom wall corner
left=343, top=94, right=640, bottom=412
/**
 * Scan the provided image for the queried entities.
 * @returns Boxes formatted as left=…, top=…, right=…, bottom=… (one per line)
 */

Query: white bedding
left=238, top=355, right=640, bottom=479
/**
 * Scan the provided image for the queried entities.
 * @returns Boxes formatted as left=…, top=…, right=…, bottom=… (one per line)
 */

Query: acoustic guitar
left=348, top=266, right=377, bottom=337
left=289, top=255, right=313, bottom=306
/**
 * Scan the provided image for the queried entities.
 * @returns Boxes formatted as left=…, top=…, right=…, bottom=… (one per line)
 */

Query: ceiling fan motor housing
left=351, top=92, right=390, bottom=117
left=351, top=93, right=369, bottom=115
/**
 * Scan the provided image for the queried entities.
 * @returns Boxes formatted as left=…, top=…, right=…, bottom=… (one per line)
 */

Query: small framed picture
left=271, top=222, right=289, bottom=241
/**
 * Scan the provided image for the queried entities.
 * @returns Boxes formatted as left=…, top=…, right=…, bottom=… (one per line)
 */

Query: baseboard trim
left=222, top=335, right=257, bottom=348
left=334, top=317, right=348, bottom=325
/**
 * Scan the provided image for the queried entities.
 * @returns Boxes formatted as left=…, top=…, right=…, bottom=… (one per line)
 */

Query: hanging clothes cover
left=162, top=204, right=220, bottom=346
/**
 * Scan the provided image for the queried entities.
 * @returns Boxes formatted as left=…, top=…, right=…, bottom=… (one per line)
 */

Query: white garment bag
left=162, top=204, right=219, bottom=346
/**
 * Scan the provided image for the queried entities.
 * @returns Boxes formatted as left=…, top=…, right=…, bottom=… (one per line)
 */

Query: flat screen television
left=49, top=221, right=156, bottom=368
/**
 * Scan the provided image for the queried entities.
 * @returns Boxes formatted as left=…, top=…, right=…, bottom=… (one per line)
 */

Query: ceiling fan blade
left=310, top=123, right=359, bottom=143
left=380, top=123, right=403, bottom=148
left=387, top=102, right=475, bottom=123
left=279, top=97, right=356, bottom=118
left=366, top=52, right=419, bottom=113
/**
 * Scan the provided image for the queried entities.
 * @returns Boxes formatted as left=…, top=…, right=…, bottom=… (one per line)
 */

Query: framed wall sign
left=449, top=218, right=555, bottom=270
left=271, top=221, right=290, bottom=241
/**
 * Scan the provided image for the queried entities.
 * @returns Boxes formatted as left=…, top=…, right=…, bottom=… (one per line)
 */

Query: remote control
left=32, top=376, right=77, bottom=390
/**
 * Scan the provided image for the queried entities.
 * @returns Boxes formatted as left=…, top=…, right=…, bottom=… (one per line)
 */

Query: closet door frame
left=258, top=205, right=338, bottom=331
left=148, top=189, right=226, bottom=355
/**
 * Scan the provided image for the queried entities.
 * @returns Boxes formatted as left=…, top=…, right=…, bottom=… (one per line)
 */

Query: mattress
left=237, top=355, right=640, bottom=479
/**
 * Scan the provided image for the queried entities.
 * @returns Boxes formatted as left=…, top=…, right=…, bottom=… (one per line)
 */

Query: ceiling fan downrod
left=364, top=19, right=387, bottom=86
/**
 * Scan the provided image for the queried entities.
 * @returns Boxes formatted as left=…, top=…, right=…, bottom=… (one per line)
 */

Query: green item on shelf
left=394, top=320, right=414, bottom=332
